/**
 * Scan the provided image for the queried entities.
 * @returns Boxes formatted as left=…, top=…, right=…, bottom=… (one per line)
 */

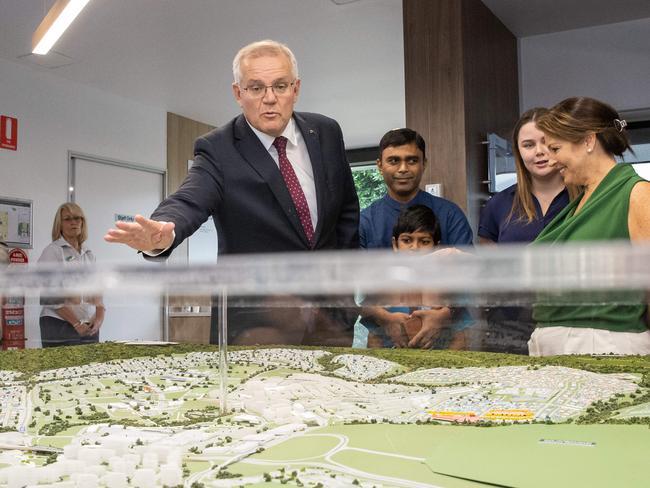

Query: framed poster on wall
left=0, top=196, right=32, bottom=249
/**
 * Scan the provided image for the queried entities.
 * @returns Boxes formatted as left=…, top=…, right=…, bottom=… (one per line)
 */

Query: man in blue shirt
left=360, top=128, right=473, bottom=248
left=357, top=128, right=473, bottom=348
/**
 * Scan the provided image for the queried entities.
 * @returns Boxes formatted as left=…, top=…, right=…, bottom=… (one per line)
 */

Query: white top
left=247, top=117, right=318, bottom=229
left=38, top=237, right=97, bottom=321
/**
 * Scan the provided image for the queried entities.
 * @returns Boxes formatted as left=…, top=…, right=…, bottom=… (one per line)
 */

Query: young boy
left=391, top=204, right=441, bottom=252
left=359, top=205, right=470, bottom=349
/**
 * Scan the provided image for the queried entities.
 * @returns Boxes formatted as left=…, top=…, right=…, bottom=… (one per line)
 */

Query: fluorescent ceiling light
left=32, top=0, right=91, bottom=55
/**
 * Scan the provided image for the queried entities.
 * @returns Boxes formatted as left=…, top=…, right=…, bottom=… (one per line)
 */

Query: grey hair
left=232, top=40, right=299, bottom=84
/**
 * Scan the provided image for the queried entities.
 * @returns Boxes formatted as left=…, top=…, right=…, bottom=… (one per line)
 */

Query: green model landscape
left=0, top=344, right=648, bottom=487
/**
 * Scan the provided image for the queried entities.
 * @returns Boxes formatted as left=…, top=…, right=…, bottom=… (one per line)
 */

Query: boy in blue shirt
left=359, top=205, right=471, bottom=349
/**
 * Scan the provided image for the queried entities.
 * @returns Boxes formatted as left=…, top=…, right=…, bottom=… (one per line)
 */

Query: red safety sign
left=0, top=115, right=18, bottom=151
left=9, top=248, right=28, bottom=264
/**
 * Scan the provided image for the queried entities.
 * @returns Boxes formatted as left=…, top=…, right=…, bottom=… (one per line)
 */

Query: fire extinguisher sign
left=1, top=115, right=18, bottom=151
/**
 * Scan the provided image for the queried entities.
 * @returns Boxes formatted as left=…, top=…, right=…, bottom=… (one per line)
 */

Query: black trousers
left=481, top=307, right=535, bottom=355
left=40, top=316, right=99, bottom=348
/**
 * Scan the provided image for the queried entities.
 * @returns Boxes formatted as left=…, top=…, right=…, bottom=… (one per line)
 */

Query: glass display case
left=0, top=244, right=649, bottom=487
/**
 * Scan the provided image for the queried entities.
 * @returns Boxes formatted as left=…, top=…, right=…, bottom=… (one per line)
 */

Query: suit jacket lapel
left=233, top=115, right=307, bottom=244
left=294, top=113, right=326, bottom=245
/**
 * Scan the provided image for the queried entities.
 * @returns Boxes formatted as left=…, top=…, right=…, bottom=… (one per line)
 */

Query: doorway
left=68, top=152, right=166, bottom=342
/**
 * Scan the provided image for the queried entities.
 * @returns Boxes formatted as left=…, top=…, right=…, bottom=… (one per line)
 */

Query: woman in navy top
left=479, top=107, right=578, bottom=243
left=478, top=108, right=577, bottom=353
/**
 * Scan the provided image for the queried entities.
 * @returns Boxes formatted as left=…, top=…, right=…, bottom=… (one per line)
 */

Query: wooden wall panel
left=462, top=0, right=520, bottom=231
left=166, top=112, right=215, bottom=343
left=169, top=316, right=211, bottom=344
left=166, top=112, right=214, bottom=193
left=403, top=0, right=519, bottom=231
left=404, top=0, right=467, bottom=209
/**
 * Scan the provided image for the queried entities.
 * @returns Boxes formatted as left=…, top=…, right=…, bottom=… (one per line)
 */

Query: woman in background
left=478, top=108, right=577, bottom=354
left=479, top=107, right=577, bottom=244
left=38, top=203, right=105, bottom=347
left=531, top=96, right=650, bottom=356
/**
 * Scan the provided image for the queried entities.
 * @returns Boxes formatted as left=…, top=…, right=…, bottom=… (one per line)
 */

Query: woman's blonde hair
left=51, top=202, right=87, bottom=246
left=508, top=108, right=579, bottom=224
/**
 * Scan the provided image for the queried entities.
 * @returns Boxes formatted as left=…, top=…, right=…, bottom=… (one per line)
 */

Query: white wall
left=519, top=18, right=650, bottom=112
left=0, top=57, right=166, bottom=347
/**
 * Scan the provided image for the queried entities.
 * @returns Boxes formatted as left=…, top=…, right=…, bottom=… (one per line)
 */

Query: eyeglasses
left=241, top=81, right=295, bottom=99
left=63, top=216, right=83, bottom=222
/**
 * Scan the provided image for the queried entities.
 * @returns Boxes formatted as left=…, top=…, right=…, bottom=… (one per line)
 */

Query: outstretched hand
left=104, top=215, right=175, bottom=253
left=408, top=307, right=451, bottom=349
left=379, top=311, right=410, bottom=348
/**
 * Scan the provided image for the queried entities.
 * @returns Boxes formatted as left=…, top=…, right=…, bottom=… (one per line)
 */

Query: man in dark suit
left=105, top=40, right=359, bottom=345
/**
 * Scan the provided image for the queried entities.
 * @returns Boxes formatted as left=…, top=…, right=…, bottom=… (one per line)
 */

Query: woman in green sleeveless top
left=529, top=97, right=650, bottom=356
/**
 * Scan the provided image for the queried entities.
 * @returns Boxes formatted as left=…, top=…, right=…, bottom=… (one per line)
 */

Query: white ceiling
left=0, top=0, right=405, bottom=148
left=482, top=0, right=650, bottom=37
left=1, top=0, right=649, bottom=147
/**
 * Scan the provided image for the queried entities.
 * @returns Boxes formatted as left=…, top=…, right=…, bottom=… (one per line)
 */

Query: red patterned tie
left=273, top=136, right=315, bottom=247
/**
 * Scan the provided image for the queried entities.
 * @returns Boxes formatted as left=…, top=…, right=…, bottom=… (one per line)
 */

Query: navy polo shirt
left=359, top=191, right=474, bottom=248
left=478, top=184, right=569, bottom=243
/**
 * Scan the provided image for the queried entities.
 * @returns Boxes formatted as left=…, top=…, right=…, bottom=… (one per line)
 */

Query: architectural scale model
left=0, top=344, right=648, bottom=487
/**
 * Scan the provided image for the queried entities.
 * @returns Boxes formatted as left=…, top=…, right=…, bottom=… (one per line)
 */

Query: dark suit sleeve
left=359, top=210, right=369, bottom=248
left=150, top=136, right=224, bottom=256
left=332, top=121, right=360, bottom=249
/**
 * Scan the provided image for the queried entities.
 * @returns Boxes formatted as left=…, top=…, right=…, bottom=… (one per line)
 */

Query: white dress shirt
left=247, top=117, right=319, bottom=230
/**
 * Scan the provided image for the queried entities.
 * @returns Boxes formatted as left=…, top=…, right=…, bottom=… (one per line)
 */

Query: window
left=351, top=165, right=386, bottom=209
left=347, top=147, right=385, bottom=209
left=622, top=121, right=650, bottom=180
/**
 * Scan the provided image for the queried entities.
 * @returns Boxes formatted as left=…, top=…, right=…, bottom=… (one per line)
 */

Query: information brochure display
left=0, top=196, right=32, bottom=248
